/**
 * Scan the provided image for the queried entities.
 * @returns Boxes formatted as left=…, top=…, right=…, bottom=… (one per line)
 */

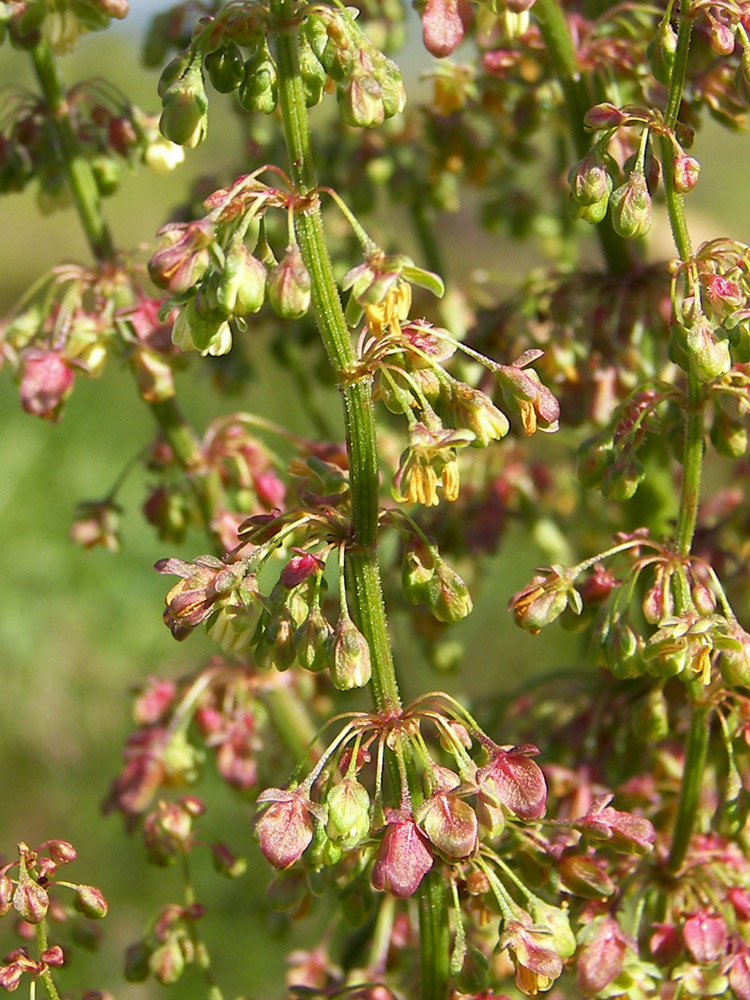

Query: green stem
left=180, top=855, right=225, bottom=1000
left=29, top=38, right=225, bottom=542
left=272, top=0, right=401, bottom=715
left=533, top=0, right=631, bottom=276
left=667, top=695, right=710, bottom=873
left=35, top=923, right=61, bottom=1000
left=272, top=15, right=453, bottom=998
left=418, top=870, right=451, bottom=1000
left=29, top=40, right=116, bottom=263
left=659, top=0, right=713, bottom=875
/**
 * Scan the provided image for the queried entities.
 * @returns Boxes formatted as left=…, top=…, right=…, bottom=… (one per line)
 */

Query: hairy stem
left=659, top=0, right=712, bottom=872
left=271, top=13, right=453, bottom=999
left=667, top=695, right=710, bottom=873
left=272, top=0, right=401, bottom=715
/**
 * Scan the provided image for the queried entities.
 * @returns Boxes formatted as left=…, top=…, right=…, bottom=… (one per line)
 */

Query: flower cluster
left=251, top=691, right=656, bottom=996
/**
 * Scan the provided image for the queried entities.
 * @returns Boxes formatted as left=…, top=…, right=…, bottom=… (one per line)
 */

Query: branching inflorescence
left=4, top=0, right=750, bottom=996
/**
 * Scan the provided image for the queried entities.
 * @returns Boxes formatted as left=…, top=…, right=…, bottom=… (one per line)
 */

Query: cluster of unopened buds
left=156, top=0, right=405, bottom=149
left=509, top=529, right=750, bottom=689
left=0, top=841, right=107, bottom=993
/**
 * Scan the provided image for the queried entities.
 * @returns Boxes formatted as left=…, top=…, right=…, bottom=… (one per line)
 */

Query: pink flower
left=372, top=810, right=434, bottom=898
left=19, top=351, right=74, bottom=421
left=255, top=788, right=321, bottom=869
left=476, top=744, right=547, bottom=820
left=683, top=908, right=728, bottom=964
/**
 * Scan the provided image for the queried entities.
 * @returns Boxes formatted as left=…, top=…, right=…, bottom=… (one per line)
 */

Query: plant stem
left=419, top=869, right=452, bottom=1000
left=272, top=0, right=401, bottom=716
left=667, top=695, right=710, bottom=873
left=272, top=15, right=453, bottom=999
left=35, top=922, right=61, bottom=1000
left=28, top=38, right=225, bottom=541
left=659, top=0, right=712, bottom=874
left=533, top=0, right=631, bottom=276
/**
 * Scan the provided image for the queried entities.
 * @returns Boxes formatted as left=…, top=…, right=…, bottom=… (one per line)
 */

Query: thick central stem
left=659, top=0, right=713, bottom=874
left=272, top=3, right=401, bottom=715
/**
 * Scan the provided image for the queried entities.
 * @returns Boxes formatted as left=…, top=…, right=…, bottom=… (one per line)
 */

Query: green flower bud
left=647, top=18, right=677, bottom=86
left=255, top=606, right=297, bottom=671
left=631, top=686, right=669, bottom=741
left=13, top=877, right=49, bottom=923
left=149, top=939, right=185, bottom=985
left=602, top=618, right=644, bottom=679
left=326, top=778, right=371, bottom=847
left=267, top=246, right=312, bottom=319
left=124, top=941, right=152, bottom=982
left=427, top=557, right=473, bottom=623
left=74, top=884, right=109, bottom=919
left=331, top=613, right=372, bottom=690
left=217, top=239, right=266, bottom=316
left=528, top=900, right=577, bottom=959
left=600, top=451, right=644, bottom=502
left=239, top=47, right=278, bottom=114
left=172, top=300, right=232, bottom=356
left=319, top=18, right=355, bottom=81
left=372, top=50, right=406, bottom=119
left=294, top=604, right=333, bottom=673
left=303, top=12, right=329, bottom=60
left=711, top=407, right=748, bottom=458
left=568, top=149, right=614, bottom=206
left=685, top=320, right=731, bottom=382
left=298, top=34, right=328, bottom=108
left=610, top=171, right=651, bottom=238
left=205, top=42, right=245, bottom=93
left=576, top=432, right=614, bottom=488
left=159, top=60, right=208, bottom=148
left=266, top=870, right=310, bottom=915
left=402, top=537, right=436, bottom=605
left=337, top=71, right=385, bottom=129
left=454, top=946, right=490, bottom=996
left=568, top=189, right=610, bottom=224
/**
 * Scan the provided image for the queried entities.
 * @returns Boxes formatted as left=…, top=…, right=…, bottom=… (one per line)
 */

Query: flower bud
left=673, top=152, right=700, bottom=193
left=216, top=241, right=266, bottom=316
left=294, top=605, right=334, bottom=673
left=416, top=792, right=478, bottom=859
left=720, top=621, right=750, bottom=687
left=374, top=52, right=407, bottom=119
left=337, top=69, right=385, bottom=129
left=454, top=945, right=490, bottom=995
left=267, top=246, right=312, bottom=319
left=569, top=190, right=611, bottom=224
left=647, top=18, right=677, bottom=86
left=685, top=319, right=731, bottom=382
left=558, top=852, right=616, bottom=898
left=711, top=407, right=747, bottom=458
left=402, top=537, right=436, bottom=605
left=172, top=301, right=232, bottom=357
left=256, top=792, right=316, bottom=869
left=568, top=150, right=614, bottom=206
left=584, top=102, right=629, bottom=130
left=255, top=606, right=297, bottom=671
left=528, top=900, right=576, bottom=959
left=0, top=875, right=13, bottom=916
left=580, top=794, right=656, bottom=854
left=13, top=878, right=49, bottom=924
left=74, top=885, right=109, bottom=919
left=446, top=384, right=510, bottom=446
left=204, top=42, right=245, bottom=93
left=149, top=939, right=185, bottom=985
left=326, top=778, right=371, bottom=847
left=159, top=60, right=208, bottom=148
left=426, top=557, right=473, bottom=623
left=601, top=450, right=645, bottom=502
left=372, top=812, right=433, bottom=898
left=239, top=47, right=278, bottom=114
left=298, top=34, right=327, bottom=108
left=331, top=614, right=372, bottom=690
left=19, top=350, right=74, bottom=421
left=602, top=617, right=644, bottom=679
left=610, top=171, right=652, bottom=238
left=576, top=432, right=614, bottom=488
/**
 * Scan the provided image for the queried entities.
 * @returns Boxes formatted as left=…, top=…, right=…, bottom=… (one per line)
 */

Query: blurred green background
left=2, top=12, right=750, bottom=998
